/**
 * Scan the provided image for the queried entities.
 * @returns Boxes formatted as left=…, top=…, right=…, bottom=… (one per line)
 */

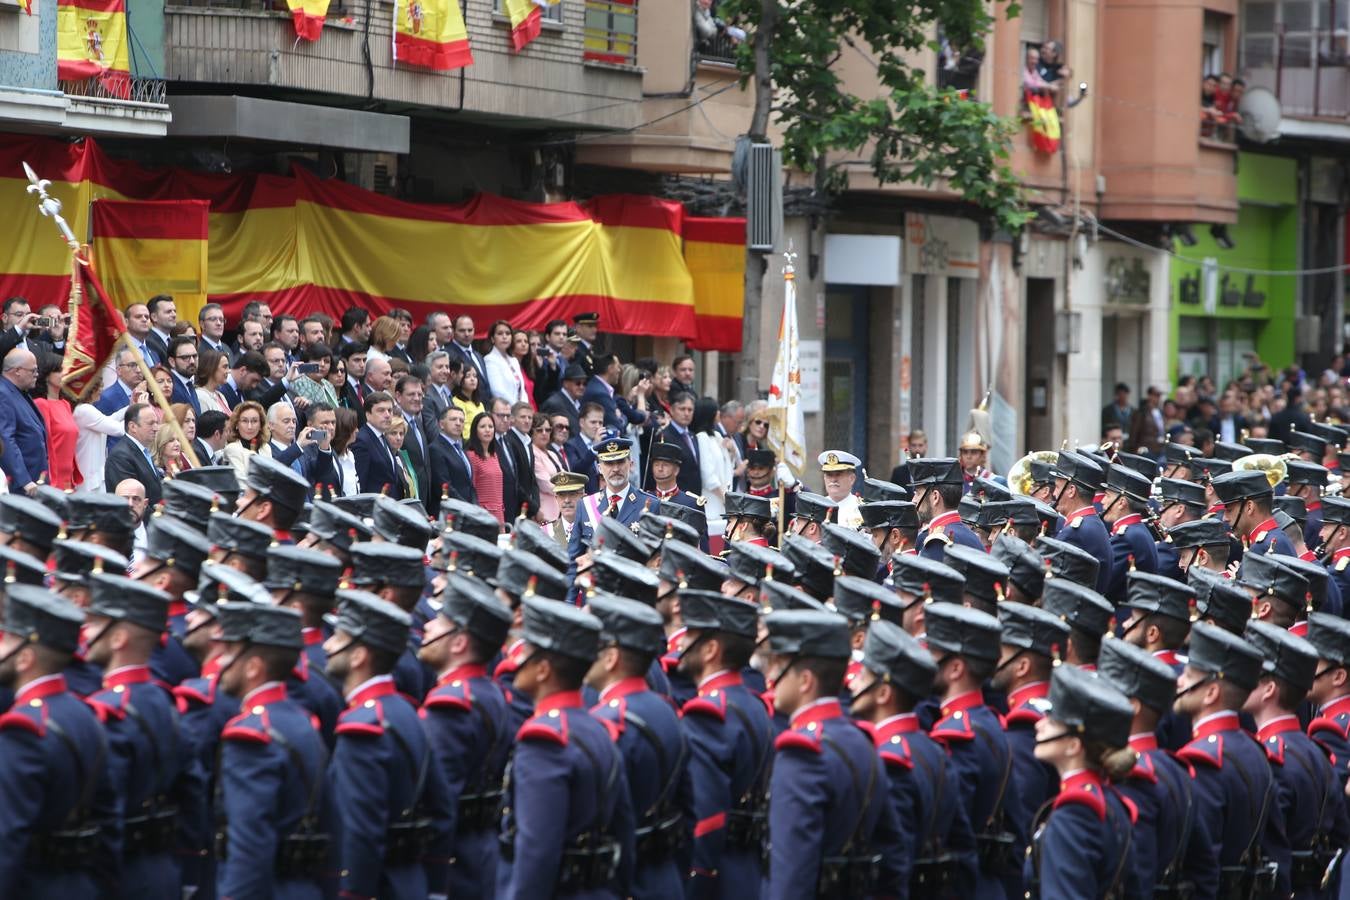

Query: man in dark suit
left=96, top=347, right=146, bottom=452
left=0, top=348, right=49, bottom=495
left=531, top=318, right=569, bottom=407
left=338, top=342, right=369, bottom=414
left=219, top=351, right=267, bottom=411
left=1207, top=392, right=1250, bottom=445
left=103, top=402, right=164, bottom=505
left=490, top=397, right=538, bottom=520
left=351, top=391, right=404, bottom=498
left=650, top=391, right=702, bottom=496
left=419, top=351, right=456, bottom=442
left=393, top=374, right=432, bottom=503
left=1269, top=385, right=1313, bottom=445
left=1127, top=385, right=1166, bottom=457
left=245, top=344, right=296, bottom=412
left=565, top=402, right=604, bottom=494
left=291, top=403, right=345, bottom=501
left=429, top=406, right=477, bottom=515
left=582, top=353, right=646, bottom=432
left=194, top=410, right=229, bottom=467
left=264, top=402, right=303, bottom=467
left=144, top=295, right=176, bottom=366
left=541, top=364, right=588, bottom=436
left=166, top=335, right=201, bottom=414
left=443, top=314, right=489, bottom=405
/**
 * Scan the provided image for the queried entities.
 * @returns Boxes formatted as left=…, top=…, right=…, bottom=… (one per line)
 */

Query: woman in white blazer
left=483, top=319, right=529, bottom=405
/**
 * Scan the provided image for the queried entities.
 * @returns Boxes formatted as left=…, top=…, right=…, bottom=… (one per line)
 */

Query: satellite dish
left=1238, top=87, right=1282, bottom=143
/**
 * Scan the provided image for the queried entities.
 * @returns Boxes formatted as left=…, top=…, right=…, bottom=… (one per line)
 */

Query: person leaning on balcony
left=692, top=0, right=745, bottom=52
left=1037, top=40, right=1071, bottom=95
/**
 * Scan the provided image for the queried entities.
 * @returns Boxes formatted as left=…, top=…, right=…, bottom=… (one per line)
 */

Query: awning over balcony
left=167, top=95, right=410, bottom=154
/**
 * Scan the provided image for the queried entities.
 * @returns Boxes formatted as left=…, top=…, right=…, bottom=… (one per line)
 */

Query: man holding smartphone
left=293, top=403, right=344, bottom=500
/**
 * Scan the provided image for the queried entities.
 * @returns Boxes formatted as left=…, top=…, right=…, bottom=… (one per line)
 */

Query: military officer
left=0, top=585, right=119, bottom=898
left=648, top=441, right=708, bottom=544
left=323, top=589, right=454, bottom=900
left=1212, top=468, right=1297, bottom=560
left=497, top=596, right=635, bottom=899
left=585, top=592, right=693, bottom=900
left=1098, top=638, right=1219, bottom=898
left=214, top=600, right=335, bottom=899
left=724, top=491, right=774, bottom=548
left=675, top=589, right=774, bottom=896
left=83, top=572, right=209, bottom=898
left=1099, top=464, right=1160, bottom=610
left=547, top=471, right=589, bottom=546
left=418, top=572, right=514, bottom=900
left=861, top=500, right=921, bottom=571
left=266, top=544, right=345, bottom=741
left=1049, top=450, right=1113, bottom=594
left=763, top=608, right=904, bottom=898
left=992, top=602, right=1070, bottom=831
left=1040, top=577, right=1114, bottom=669
left=817, top=450, right=863, bottom=529
left=1286, top=459, right=1329, bottom=556
left=909, top=458, right=984, bottom=561
left=1243, top=619, right=1350, bottom=898
left=1320, top=497, right=1350, bottom=600
left=567, top=436, right=658, bottom=577
left=957, top=431, right=994, bottom=495
left=924, top=603, right=1025, bottom=898
left=850, top=618, right=977, bottom=897
left=1024, top=664, right=1142, bottom=899
left=50, top=539, right=127, bottom=696
left=1173, top=622, right=1292, bottom=897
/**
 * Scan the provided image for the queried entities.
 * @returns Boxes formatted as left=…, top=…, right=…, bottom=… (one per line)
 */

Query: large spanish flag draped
left=503, top=0, right=555, bottom=52
left=0, top=136, right=744, bottom=349
left=286, top=0, right=329, bottom=41
left=56, top=0, right=131, bottom=99
left=393, top=0, right=472, bottom=70
left=91, top=199, right=211, bottom=324
left=682, top=217, right=745, bottom=352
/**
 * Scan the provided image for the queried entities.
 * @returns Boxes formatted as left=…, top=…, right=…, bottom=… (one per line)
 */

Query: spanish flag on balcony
left=91, top=199, right=211, bottom=325
left=286, top=0, right=329, bottom=41
left=56, top=0, right=131, bottom=100
left=17, top=0, right=30, bottom=16
left=1026, top=90, right=1061, bottom=154
left=393, top=0, right=472, bottom=70
left=504, top=0, right=557, bottom=52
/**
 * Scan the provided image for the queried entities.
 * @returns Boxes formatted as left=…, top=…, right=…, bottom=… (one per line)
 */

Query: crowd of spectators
left=0, top=294, right=771, bottom=541
left=1100, top=353, right=1350, bottom=459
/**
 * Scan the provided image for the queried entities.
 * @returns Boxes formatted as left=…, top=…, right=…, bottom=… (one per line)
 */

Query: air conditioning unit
left=746, top=143, right=782, bottom=251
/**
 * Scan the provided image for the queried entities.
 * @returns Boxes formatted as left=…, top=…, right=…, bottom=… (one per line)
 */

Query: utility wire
left=1093, top=220, right=1350, bottom=277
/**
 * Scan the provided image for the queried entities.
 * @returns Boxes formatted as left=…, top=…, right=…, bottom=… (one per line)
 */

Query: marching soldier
left=1023, top=664, right=1142, bottom=898
left=83, top=572, right=209, bottom=899
left=887, top=553, right=965, bottom=638
left=1305, top=613, right=1350, bottom=823
left=323, top=589, right=454, bottom=900
left=419, top=572, right=514, bottom=900
left=1320, top=497, right=1350, bottom=600
left=830, top=575, right=903, bottom=690
left=1240, top=551, right=1309, bottom=630
left=724, top=492, right=774, bottom=548
left=1243, top=620, right=1350, bottom=898
left=296, top=500, right=372, bottom=567
left=1168, top=518, right=1233, bottom=577
left=1286, top=459, right=1329, bottom=556
left=0, top=493, right=64, bottom=559
left=1117, top=571, right=1195, bottom=750
left=861, top=500, right=920, bottom=571
left=817, top=450, right=863, bottom=529
left=924, top=602, right=1026, bottom=898
left=267, top=544, right=345, bottom=742
left=676, top=589, right=774, bottom=897
left=497, top=596, right=635, bottom=899
left=820, top=522, right=880, bottom=580
left=0, top=585, right=119, bottom=897
left=909, top=458, right=984, bottom=560
left=782, top=534, right=837, bottom=603
left=988, top=534, right=1044, bottom=604
left=786, top=492, right=836, bottom=542
left=943, top=544, right=1009, bottom=617
left=214, top=600, right=336, bottom=899
left=1161, top=441, right=1202, bottom=481
left=1188, top=565, right=1255, bottom=635
left=1098, top=638, right=1219, bottom=898
left=206, top=512, right=273, bottom=580
left=1040, top=577, right=1113, bottom=669
left=1048, top=450, right=1113, bottom=594
left=65, top=492, right=138, bottom=558
left=992, top=602, right=1069, bottom=831
left=762, top=608, right=904, bottom=898
left=1100, top=464, right=1159, bottom=609
left=850, top=618, right=977, bottom=897
left=1173, top=622, right=1292, bottom=897
left=234, top=455, right=311, bottom=543
left=134, top=515, right=213, bottom=686
left=50, top=539, right=127, bottom=696
left=1212, top=468, right=1296, bottom=559
left=1034, top=534, right=1101, bottom=587
left=585, top=593, right=693, bottom=899
left=348, top=541, right=435, bottom=700
left=1155, top=477, right=1209, bottom=580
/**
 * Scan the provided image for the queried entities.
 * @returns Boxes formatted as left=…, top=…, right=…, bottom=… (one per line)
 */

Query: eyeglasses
left=175, top=354, right=198, bottom=361
left=552, top=423, right=570, bottom=431
left=533, top=426, right=550, bottom=434
left=752, top=419, right=768, bottom=427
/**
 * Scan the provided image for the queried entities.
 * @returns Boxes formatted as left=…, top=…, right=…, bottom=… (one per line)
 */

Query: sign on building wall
left=1104, top=256, right=1151, bottom=305
left=904, top=213, right=979, bottom=279
left=799, top=339, right=822, bottom=414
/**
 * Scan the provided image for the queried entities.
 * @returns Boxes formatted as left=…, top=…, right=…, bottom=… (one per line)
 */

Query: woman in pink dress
left=531, top=411, right=563, bottom=523
left=33, top=351, right=81, bottom=489
left=466, top=411, right=507, bottom=527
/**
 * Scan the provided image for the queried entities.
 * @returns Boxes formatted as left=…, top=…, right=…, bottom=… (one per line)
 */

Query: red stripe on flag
left=689, top=313, right=743, bottom=353
left=510, top=6, right=541, bottom=51
left=291, top=9, right=324, bottom=40
left=58, top=0, right=124, bottom=14
left=586, top=194, right=684, bottom=232
left=91, top=199, right=211, bottom=240
left=683, top=216, right=745, bottom=245
left=394, top=33, right=473, bottom=70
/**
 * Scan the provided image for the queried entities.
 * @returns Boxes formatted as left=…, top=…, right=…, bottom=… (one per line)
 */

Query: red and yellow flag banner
left=91, top=199, right=211, bottom=324
left=1026, top=90, right=1061, bottom=154
left=393, top=0, right=472, bottom=70
left=61, top=258, right=127, bottom=401
left=18, top=0, right=31, bottom=15
left=0, top=136, right=744, bottom=349
left=57, top=0, right=130, bottom=99
left=503, top=0, right=554, bottom=52
left=682, top=217, right=745, bottom=352
left=286, top=0, right=329, bottom=41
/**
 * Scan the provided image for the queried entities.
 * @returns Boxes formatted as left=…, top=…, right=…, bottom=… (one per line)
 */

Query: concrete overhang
left=1277, top=117, right=1350, bottom=143
left=167, top=95, right=409, bottom=154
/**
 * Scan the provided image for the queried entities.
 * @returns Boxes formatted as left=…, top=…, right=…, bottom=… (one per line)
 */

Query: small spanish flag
left=286, top=0, right=330, bottom=41
left=91, top=199, right=211, bottom=325
left=1026, top=90, right=1061, bottom=154
left=503, top=0, right=556, bottom=52
left=56, top=0, right=131, bottom=99
left=393, top=0, right=472, bottom=70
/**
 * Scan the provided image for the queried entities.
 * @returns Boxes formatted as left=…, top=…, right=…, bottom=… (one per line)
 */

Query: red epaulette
left=1127, top=753, right=1158, bottom=784
left=517, top=711, right=568, bottom=746
left=1262, top=734, right=1286, bottom=766
left=1004, top=706, right=1043, bottom=728
left=221, top=710, right=270, bottom=744
left=0, top=707, right=44, bottom=737
left=775, top=728, right=822, bottom=754
left=334, top=703, right=384, bottom=738
left=1053, top=782, right=1106, bottom=820
left=929, top=712, right=976, bottom=743
left=422, top=678, right=473, bottom=713
left=1308, top=715, right=1350, bottom=742
left=1176, top=735, right=1224, bottom=769
left=681, top=693, right=727, bottom=723
left=878, top=734, right=914, bottom=770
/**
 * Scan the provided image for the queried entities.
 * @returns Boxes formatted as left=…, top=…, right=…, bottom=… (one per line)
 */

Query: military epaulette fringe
left=774, top=729, right=822, bottom=754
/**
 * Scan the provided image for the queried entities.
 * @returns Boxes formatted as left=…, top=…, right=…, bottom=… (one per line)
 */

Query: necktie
left=407, top=416, right=424, bottom=456
left=451, top=439, right=470, bottom=473
left=557, top=445, right=569, bottom=468
left=607, top=495, right=621, bottom=517
left=682, top=429, right=697, bottom=460
left=497, top=439, right=516, bottom=478
left=549, top=448, right=566, bottom=471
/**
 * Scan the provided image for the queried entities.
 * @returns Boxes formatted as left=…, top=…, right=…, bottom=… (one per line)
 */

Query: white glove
left=727, top=26, right=747, bottom=41
left=776, top=462, right=797, bottom=488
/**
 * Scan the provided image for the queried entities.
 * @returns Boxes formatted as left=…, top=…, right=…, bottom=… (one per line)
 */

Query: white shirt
left=484, top=348, right=528, bottom=405
left=73, top=402, right=129, bottom=493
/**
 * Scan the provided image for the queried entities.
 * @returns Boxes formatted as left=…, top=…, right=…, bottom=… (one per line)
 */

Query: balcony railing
left=1242, top=26, right=1350, bottom=118
left=169, top=0, right=350, bottom=18
left=60, top=75, right=167, bottom=105
left=697, top=30, right=737, bottom=65
left=583, top=0, right=637, bottom=66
